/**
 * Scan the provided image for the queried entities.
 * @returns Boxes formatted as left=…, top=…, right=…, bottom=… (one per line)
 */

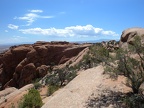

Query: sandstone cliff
left=0, top=41, right=90, bottom=89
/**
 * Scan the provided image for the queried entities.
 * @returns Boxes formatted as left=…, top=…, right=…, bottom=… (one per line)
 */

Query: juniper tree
left=106, top=36, right=144, bottom=94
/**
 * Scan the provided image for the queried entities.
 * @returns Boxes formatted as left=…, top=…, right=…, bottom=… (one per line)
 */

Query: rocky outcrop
left=119, top=27, right=144, bottom=48
left=102, top=40, right=119, bottom=51
left=0, top=41, right=91, bottom=89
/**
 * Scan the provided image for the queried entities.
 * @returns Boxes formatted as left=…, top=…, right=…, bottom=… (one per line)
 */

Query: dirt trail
left=42, top=65, right=130, bottom=108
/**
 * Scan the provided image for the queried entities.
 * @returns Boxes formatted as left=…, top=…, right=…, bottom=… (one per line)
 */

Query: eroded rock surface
left=119, top=27, right=144, bottom=48
left=0, top=41, right=90, bottom=89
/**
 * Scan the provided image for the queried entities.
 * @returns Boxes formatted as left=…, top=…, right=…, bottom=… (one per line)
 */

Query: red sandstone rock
left=18, top=63, right=36, bottom=88
left=119, top=27, right=144, bottom=49
left=36, top=65, right=49, bottom=78
left=0, top=41, right=90, bottom=89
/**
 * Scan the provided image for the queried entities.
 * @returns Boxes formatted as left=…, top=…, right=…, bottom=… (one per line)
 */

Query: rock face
left=0, top=41, right=90, bottom=89
left=119, top=27, right=144, bottom=48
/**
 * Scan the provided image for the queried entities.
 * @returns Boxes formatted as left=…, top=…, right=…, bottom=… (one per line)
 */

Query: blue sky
left=0, top=0, right=144, bottom=44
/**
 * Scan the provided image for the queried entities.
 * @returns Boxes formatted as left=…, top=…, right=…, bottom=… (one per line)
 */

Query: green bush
left=47, top=85, right=59, bottom=96
left=124, top=94, right=144, bottom=108
left=34, top=82, right=42, bottom=89
left=20, top=88, right=43, bottom=108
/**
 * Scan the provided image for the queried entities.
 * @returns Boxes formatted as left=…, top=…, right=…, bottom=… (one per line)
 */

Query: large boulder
left=18, top=63, right=36, bottom=88
left=119, top=27, right=144, bottom=48
left=36, top=65, right=49, bottom=78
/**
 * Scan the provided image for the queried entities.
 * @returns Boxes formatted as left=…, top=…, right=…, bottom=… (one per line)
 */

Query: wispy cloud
left=14, top=10, right=54, bottom=26
left=29, top=9, right=43, bottom=13
left=59, top=11, right=66, bottom=15
left=8, top=24, right=19, bottom=30
left=19, top=25, right=119, bottom=37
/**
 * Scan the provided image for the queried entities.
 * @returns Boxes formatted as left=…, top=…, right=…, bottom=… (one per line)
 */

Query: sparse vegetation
left=105, top=36, right=144, bottom=94
left=44, top=43, right=112, bottom=96
left=34, top=82, right=42, bottom=89
left=47, top=85, right=59, bottom=96
left=101, top=36, right=144, bottom=107
left=84, top=36, right=144, bottom=108
left=45, top=64, right=77, bottom=95
left=76, top=43, right=111, bottom=70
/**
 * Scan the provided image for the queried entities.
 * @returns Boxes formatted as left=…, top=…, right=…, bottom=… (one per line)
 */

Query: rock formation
left=0, top=41, right=90, bottom=89
left=101, top=40, right=119, bottom=51
left=119, top=27, right=144, bottom=48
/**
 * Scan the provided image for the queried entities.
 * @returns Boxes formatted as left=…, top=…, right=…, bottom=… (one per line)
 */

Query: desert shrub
left=46, top=64, right=77, bottom=87
left=57, top=69, right=67, bottom=86
left=20, top=88, right=43, bottom=108
left=45, top=74, right=59, bottom=86
left=34, top=82, right=42, bottom=89
left=124, top=93, right=144, bottom=108
left=47, top=85, right=59, bottom=96
left=66, top=67, right=77, bottom=82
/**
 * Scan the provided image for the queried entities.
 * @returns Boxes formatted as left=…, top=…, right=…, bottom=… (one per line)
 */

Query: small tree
left=57, top=69, right=66, bottom=86
left=106, top=36, right=144, bottom=94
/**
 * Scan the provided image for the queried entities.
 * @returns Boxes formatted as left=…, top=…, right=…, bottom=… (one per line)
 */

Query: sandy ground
left=42, top=65, right=130, bottom=108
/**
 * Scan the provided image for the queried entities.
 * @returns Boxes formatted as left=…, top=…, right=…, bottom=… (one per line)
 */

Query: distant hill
left=73, top=39, right=119, bottom=44
left=0, top=42, right=34, bottom=53
left=0, top=45, right=11, bottom=53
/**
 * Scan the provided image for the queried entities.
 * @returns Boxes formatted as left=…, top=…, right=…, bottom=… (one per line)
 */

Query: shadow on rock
left=85, top=90, right=127, bottom=108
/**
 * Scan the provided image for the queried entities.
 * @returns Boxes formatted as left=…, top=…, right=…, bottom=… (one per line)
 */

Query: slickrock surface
left=42, top=66, right=130, bottom=108
left=0, top=84, right=34, bottom=108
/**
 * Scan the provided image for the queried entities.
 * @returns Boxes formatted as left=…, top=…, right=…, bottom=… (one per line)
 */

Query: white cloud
left=102, top=31, right=117, bottom=36
left=19, top=25, right=119, bottom=37
left=29, top=9, right=43, bottom=13
left=8, top=24, right=19, bottom=30
left=14, top=10, right=54, bottom=26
